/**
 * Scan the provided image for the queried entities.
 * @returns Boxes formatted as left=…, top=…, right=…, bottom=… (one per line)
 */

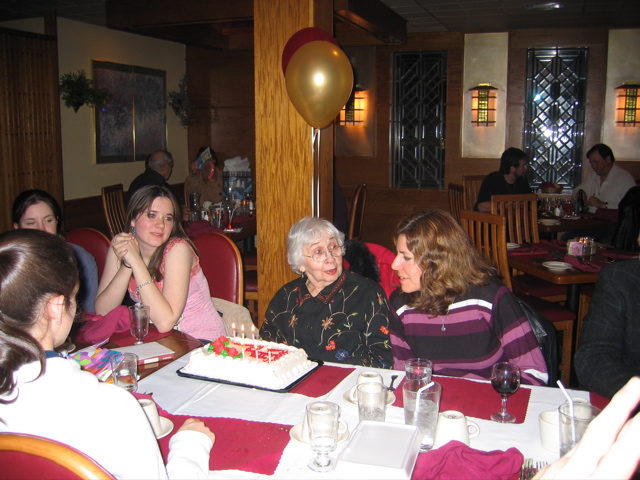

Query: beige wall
left=1, top=17, right=188, bottom=200
left=603, top=29, right=640, bottom=161
left=462, top=33, right=508, bottom=158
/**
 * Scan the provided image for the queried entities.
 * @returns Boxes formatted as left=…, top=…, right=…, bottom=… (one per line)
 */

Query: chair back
left=66, top=228, right=110, bottom=281
left=193, top=232, right=244, bottom=304
left=365, top=242, right=399, bottom=299
left=448, top=183, right=465, bottom=223
left=0, top=433, right=115, bottom=480
left=462, top=174, right=485, bottom=210
left=348, top=184, right=367, bottom=241
left=101, top=184, right=126, bottom=238
left=612, top=185, right=640, bottom=252
left=490, top=193, right=540, bottom=244
left=459, top=210, right=511, bottom=289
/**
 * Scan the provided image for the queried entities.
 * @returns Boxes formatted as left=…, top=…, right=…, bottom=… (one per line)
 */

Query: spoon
left=388, top=374, right=398, bottom=391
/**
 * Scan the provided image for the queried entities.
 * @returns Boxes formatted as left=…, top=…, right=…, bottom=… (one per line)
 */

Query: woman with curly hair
left=389, top=210, right=547, bottom=385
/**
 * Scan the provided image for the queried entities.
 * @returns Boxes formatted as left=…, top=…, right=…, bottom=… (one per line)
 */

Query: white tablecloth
left=139, top=358, right=589, bottom=479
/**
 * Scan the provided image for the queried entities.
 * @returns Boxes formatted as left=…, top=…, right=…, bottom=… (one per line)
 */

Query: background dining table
left=136, top=355, right=610, bottom=479
left=537, top=214, right=616, bottom=240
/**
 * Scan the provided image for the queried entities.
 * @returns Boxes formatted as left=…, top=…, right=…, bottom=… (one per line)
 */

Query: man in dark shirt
left=126, top=150, right=174, bottom=206
left=475, top=147, right=532, bottom=211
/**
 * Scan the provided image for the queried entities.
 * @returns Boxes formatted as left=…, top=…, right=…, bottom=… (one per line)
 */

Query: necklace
left=441, top=316, right=446, bottom=331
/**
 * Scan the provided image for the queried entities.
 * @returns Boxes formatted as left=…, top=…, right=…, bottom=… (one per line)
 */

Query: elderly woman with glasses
left=260, top=217, right=393, bottom=368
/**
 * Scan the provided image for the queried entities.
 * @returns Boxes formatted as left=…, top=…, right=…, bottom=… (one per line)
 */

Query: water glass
left=357, top=382, right=387, bottom=422
left=558, top=401, right=601, bottom=456
left=306, top=402, right=340, bottom=472
left=109, top=352, right=139, bottom=392
left=403, top=380, right=441, bottom=450
left=128, top=303, right=150, bottom=345
left=405, top=358, right=433, bottom=382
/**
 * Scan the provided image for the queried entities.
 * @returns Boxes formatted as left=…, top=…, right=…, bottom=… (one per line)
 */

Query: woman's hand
left=177, top=418, right=216, bottom=444
left=111, top=233, right=134, bottom=264
left=534, top=377, right=640, bottom=479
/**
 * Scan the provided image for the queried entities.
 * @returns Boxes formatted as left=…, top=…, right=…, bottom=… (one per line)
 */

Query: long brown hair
left=0, top=230, right=78, bottom=402
left=394, top=210, right=496, bottom=316
left=126, top=185, right=197, bottom=281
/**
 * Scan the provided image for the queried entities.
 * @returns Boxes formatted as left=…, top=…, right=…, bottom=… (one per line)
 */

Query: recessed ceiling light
left=526, top=2, right=563, bottom=10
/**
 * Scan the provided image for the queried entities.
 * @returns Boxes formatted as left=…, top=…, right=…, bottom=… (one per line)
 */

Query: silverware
left=519, top=458, right=547, bottom=480
left=388, top=374, right=398, bottom=391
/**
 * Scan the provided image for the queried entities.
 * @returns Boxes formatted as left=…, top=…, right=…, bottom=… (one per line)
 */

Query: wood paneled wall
left=0, top=27, right=62, bottom=233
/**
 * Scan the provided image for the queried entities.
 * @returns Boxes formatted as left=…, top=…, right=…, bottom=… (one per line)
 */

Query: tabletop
left=138, top=357, right=606, bottom=479
left=537, top=214, right=615, bottom=234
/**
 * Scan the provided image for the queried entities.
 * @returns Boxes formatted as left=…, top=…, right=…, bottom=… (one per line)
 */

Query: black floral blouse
left=260, top=270, right=393, bottom=368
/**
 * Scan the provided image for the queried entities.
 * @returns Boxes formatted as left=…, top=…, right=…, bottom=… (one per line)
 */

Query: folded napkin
left=589, top=391, right=611, bottom=411
left=412, top=441, right=524, bottom=480
left=562, top=255, right=600, bottom=272
left=289, top=365, right=355, bottom=397
left=76, top=305, right=130, bottom=344
left=134, top=394, right=291, bottom=476
left=540, top=239, right=567, bottom=251
left=393, top=376, right=532, bottom=424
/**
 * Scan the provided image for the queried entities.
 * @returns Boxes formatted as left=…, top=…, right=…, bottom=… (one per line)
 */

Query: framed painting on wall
left=93, top=60, right=166, bottom=164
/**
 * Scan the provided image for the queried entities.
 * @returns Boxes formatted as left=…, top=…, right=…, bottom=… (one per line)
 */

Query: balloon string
left=312, top=127, right=320, bottom=217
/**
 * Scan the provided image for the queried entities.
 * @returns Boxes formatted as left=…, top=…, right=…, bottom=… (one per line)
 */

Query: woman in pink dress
left=96, top=185, right=225, bottom=341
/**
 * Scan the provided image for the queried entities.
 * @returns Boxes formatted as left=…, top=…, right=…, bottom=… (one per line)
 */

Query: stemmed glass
left=490, top=362, right=521, bottom=423
left=306, top=402, right=340, bottom=472
left=128, top=303, right=150, bottom=345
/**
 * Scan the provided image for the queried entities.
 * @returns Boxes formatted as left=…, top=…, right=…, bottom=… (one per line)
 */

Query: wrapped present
left=68, top=348, right=120, bottom=383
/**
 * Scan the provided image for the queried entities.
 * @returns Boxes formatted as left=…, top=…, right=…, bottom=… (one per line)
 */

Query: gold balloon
left=285, top=41, right=354, bottom=129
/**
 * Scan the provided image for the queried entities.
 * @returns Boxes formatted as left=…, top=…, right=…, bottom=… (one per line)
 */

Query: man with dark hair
left=573, top=143, right=635, bottom=213
left=474, top=147, right=531, bottom=212
left=126, top=150, right=174, bottom=206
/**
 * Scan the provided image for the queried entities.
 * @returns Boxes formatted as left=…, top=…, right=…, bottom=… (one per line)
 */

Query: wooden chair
left=101, top=184, right=126, bottom=238
left=448, top=183, right=465, bottom=223
left=459, top=210, right=511, bottom=288
left=348, top=184, right=367, bottom=241
left=66, top=228, right=110, bottom=281
left=460, top=209, right=575, bottom=385
left=462, top=175, right=485, bottom=211
left=491, top=193, right=567, bottom=303
left=193, top=232, right=244, bottom=305
left=0, top=433, right=115, bottom=480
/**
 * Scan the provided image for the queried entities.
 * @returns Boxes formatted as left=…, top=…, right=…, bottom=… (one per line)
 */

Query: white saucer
left=289, top=423, right=349, bottom=444
left=542, top=261, right=572, bottom=272
left=156, top=416, right=174, bottom=439
left=223, top=227, right=243, bottom=233
left=343, top=389, right=396, bottom=406
left=506, top=243, right=521, bottom=250
left=539, top=219, right=561, bottom=226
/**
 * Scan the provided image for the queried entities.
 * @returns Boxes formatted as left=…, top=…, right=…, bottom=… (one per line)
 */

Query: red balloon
left=282, top=27, right=339, bottom=75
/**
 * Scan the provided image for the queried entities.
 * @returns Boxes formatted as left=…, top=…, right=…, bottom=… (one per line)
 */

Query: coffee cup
left=538, top=410, right=559, bottom=453
left=348, top=371, right=383, bottom=402
left=432, top=410, right=480, bottom=449
left=299, top=406, right=348, bottom=443
left=138, top=399, right=162, bottom=437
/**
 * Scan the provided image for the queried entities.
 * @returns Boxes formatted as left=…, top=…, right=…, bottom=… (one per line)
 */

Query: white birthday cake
left=181, top=336, right=316, bottom=390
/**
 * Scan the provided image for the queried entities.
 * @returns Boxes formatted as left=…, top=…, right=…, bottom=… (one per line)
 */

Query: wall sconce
left=339, top=90, right=366, bottom=126
left=470, top=84, right=497, bottom=126
left=615, top=82, right=640, bottom=126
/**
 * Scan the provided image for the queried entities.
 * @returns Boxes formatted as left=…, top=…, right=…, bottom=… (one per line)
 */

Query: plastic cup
left=558, top=401, right=601, bottom=456
left=403, top=380, right=441, bottom=450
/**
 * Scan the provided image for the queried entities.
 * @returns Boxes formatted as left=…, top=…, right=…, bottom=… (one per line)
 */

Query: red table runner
left=589, top=391, right=611, bottom=411
left=289, top=365, right=355, bottom=397
left=136, top=394, right=291, bottom=475
left=392, top=376, right=532, bottom=424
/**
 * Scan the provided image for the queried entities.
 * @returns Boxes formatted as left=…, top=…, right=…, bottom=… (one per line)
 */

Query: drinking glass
left=357, top=382, right=387, bottom=422
left=403, top=380, right=441, bottom=450
left=129, top=303, right=150, bottom=345
left=490, top=362, right=521, bottom=423
left=405, top=358, right=433, bottom=383
left=109, top=352, right=139, bottom=392
left=306, top=401, right=340, bottom=472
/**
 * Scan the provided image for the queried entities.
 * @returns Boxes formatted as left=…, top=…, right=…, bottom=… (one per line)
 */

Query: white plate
left=564, top=215, right=581, bottom=220
left=343, top=389, right=396, bottom=406
left=223, top=227, right=243, bottom=233
left=542, top=261, right=572, bottom=271
left=289, top=423, right=350, bottom=444
left=539, top=219, right=561, bottom=226
left=506, top=243, right=521, bottom=250
left=156, top=416, right=174, bottom=439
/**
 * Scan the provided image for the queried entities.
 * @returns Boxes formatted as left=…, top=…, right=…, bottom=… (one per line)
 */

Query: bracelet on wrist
left=136, top=279, right=154, bottom=295
left=122, top=261, right=132, bottom=268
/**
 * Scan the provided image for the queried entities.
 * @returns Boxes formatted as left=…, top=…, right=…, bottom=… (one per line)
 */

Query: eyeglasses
left=303, top=244, right=344, bottom=263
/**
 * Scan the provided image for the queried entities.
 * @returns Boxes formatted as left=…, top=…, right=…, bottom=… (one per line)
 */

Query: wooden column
left=254, top=0, right=334, bottom=325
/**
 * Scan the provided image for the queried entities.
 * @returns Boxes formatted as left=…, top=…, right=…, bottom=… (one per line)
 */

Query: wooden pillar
left=254, top=0, right=334, bottom=325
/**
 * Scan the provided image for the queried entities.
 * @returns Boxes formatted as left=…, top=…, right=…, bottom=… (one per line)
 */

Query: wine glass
left=128, top=303, right=150, bottom=345
left=490, top=362, right=521, bottom=423
left=306, top=402, right=340, bottom=472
